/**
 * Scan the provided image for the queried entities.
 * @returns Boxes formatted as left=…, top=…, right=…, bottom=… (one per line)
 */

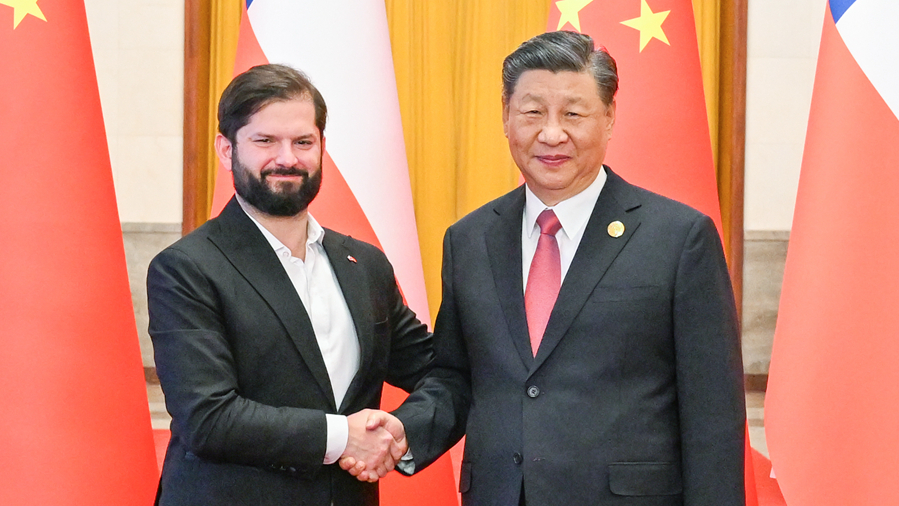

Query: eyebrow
left=247, top=132, right=317, bottom=141
left=518, top=93, right=585, bottom=105
left=518, top=93, right=546, bottom=103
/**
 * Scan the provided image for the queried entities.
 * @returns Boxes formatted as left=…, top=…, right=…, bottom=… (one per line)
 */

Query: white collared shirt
left=522, top=167, right=607, bottom=289
left=239, top=200, right=359, bottom=465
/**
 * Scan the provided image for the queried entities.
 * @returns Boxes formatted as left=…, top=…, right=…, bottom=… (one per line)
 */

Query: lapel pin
left=347, top=255, right=357, bottom=263
left=607, top=221, right=625, bottom=238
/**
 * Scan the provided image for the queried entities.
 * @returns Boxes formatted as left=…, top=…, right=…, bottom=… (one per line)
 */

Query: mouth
left=535, top=155, right=571, bottom=167
left=262, top=168, right=309, bottom=181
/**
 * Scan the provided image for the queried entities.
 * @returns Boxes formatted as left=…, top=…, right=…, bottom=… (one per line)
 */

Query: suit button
left=527, top=385, right=540, bottom=398
left=513, top=452, right=523, bottom=465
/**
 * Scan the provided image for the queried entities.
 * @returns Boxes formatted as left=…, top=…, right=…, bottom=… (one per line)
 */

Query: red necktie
left=525, top=209, right=562, bottom=356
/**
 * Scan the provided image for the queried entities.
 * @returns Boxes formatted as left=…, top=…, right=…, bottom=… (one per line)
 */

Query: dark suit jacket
left=394, top=168, right=745, bottom=505
left=147, top=198, right=432, bottom=506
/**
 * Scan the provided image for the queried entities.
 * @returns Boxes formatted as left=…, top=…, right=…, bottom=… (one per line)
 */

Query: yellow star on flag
left=555, top=0, right=593, bottom=33
left=0, top=0, right=46, bottom=29
left=620, top=0, right=670, bottom=52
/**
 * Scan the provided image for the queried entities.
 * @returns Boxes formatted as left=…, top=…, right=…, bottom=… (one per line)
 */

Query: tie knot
left=536, top=209, right=562, bottom=236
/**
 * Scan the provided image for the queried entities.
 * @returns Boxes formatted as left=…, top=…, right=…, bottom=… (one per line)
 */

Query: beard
left=231, top=147, right=323, bottom=217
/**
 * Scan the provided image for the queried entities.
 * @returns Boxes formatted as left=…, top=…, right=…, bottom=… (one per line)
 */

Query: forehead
left=243, top=97, right=317, bottom=133
left=509, top=69, right=602, bottom=103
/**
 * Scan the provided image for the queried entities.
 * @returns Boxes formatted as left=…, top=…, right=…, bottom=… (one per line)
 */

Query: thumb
left=382, top=415, right=406, bottom=443
left=365, top=410, right=389, bottom=431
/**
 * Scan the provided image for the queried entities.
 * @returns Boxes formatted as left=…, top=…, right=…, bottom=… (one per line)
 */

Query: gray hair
left=502, top=31, right=618, bottom=106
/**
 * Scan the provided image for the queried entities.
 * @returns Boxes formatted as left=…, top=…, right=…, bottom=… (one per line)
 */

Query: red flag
left=548, top=0, right=722, bottom=231
left=0, top=2, right=159, bottom=504
left=208, top=1, right=457, bottom=504
left=765, top=1, right=899, bottom=504
left=546, top=2, right=756, bottom=504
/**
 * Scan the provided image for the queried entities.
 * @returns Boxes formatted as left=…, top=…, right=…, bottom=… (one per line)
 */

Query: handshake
left=339, top=409, right=408, bottom=483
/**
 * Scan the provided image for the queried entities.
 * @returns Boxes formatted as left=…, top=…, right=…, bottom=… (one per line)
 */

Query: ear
left=607, top=99, right=617, bottom=131
left=214, top=134, right=234, bottom=171
left=502, top=102, right=511, bottom=139
left=321, top=135, right=326, bottom=155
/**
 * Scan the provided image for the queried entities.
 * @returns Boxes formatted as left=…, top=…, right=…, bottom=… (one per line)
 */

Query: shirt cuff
left=323, top=414, right=348, bottom=464
left=396, top=447, right=415, bottom=474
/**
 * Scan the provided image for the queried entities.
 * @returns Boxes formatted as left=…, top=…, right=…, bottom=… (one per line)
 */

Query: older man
left=148, top=64, right=431, bottom=506
left=355, top=31, right=746, bottom=505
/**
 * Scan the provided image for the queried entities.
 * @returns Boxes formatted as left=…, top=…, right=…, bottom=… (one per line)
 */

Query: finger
left=340, top=457, right=367, bottom=477
left=384, top=456, right=396, bottom=473
left=388, top=441, right=405, bottom=462
left=339, top=457, right=357, bottom=471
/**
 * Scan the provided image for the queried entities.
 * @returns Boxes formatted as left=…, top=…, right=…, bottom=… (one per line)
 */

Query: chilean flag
left=211, top=1, right=458, bottom=504
left=213, top=0, right=429, bottom=327
left=765, top=1, right=899, bottom=505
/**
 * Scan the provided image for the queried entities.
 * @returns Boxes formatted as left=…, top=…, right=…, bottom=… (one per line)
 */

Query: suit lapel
left=322, top=232, right=375, bottom=413
left=485, top=187, right=535, bottom=369
left=532, top=169, right=643, bottom=373
left=208, top=198, right=336, bottom=409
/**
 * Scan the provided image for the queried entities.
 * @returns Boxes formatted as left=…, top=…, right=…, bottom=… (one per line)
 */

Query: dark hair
left=218, top=64, right=328, bottom=143
left=502, top=31, right=618, bottom=106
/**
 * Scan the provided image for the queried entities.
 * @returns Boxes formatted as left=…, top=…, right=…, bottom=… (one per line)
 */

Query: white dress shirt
left=522, top=167, right=608, bottom=288
left=239, top=200, right=359, bottom=465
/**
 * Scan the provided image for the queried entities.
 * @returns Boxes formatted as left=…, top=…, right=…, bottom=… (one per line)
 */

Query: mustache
left=261, top=167, right=309, bottom=178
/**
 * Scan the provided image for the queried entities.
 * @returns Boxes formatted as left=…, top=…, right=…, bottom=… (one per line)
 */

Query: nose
left=537, top=117, right=568, bottom=146
left=274, top=140, right=299, bottom=167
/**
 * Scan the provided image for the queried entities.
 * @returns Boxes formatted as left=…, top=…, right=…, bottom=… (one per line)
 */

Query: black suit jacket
left=147, top=198, right=432, bottom=506
left=395, top=168, right=745, bottom=505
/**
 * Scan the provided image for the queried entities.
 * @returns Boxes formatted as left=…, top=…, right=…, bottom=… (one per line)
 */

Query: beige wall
left=84, top=0, right=184, bottom=225
left=745, top=0, right=826, bottom=231
left=740, top=0, right=828, bottom=375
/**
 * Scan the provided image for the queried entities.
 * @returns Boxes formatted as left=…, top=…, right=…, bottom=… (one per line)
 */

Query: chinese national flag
left=0, top=2, right=159, bottom=505
left=548, top=0, right=722, bottom=231
left=766, top=1, right=899, bottom=505
left=546, top=1, right=756, bottom=504
left=208, top=1, right=457, bottom=504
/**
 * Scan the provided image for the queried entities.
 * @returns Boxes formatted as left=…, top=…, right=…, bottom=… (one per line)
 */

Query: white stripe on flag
left=247, top=0, right=429, bottom=320
left=835, top=0, right=899, bottom=120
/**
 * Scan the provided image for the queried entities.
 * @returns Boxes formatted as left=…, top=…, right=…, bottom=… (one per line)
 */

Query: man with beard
left=146, top=64, right=433, bottom=506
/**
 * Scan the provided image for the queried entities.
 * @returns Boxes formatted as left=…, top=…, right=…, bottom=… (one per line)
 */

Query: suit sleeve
left=672, top=215, right=746, bottom=505
left=392, top=227, right=471, bottom=472
left=374, top=247, right=434, bottom=394
left=147, top=247, right=328, bottom=475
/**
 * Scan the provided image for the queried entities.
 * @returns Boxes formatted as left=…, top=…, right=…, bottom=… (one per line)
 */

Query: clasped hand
left=339, top=409, right=406, bottom=482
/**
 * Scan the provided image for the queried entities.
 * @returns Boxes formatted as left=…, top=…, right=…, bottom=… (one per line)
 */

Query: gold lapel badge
left=607, top=221, right=625, bottom=238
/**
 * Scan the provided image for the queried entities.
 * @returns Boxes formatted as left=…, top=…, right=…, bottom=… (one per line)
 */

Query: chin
left=533, top=176, right=572, bottom=190
left=269, top=181, right=303, bottom=193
